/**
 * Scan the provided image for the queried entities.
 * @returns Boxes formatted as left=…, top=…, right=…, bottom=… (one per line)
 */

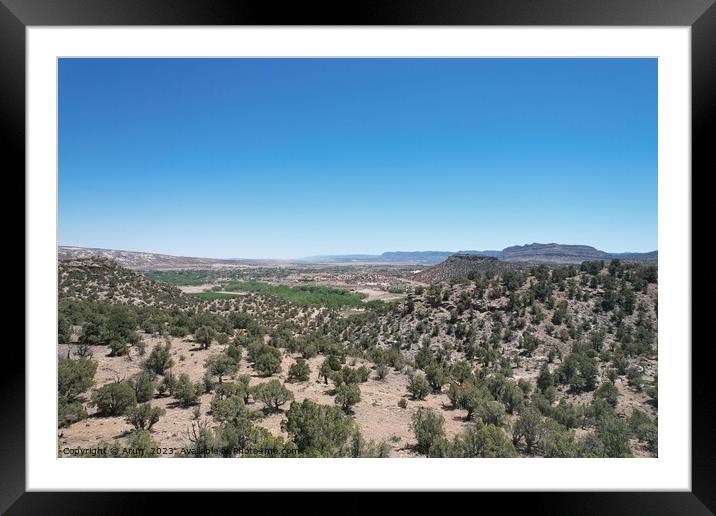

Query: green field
left=218, top=281, right=374, bottom=308
left=145, top=270, right=213, bottom=286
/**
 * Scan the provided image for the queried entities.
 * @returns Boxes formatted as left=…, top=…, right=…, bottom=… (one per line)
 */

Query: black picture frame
left=5, top=0, right=711, bottom=513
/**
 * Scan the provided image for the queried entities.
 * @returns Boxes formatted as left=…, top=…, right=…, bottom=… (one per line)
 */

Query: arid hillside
left=58, top=257, right=658, bottom=458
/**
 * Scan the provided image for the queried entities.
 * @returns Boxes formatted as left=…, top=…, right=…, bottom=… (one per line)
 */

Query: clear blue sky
left=59, top=58, right=657, bottom=259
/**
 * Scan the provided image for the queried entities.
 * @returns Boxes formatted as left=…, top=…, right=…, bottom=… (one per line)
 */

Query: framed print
left=6, top=0, right=712, bottom=513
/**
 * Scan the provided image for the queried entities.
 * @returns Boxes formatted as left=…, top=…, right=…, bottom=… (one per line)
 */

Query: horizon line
left=58, top=242, right=659, bottom=261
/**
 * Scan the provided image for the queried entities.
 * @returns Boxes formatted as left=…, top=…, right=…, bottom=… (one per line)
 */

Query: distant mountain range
left=301, top=250, right=501, bottom=264
left=58, top=243, right=657, bottom=270
left=304, top=244, right=657, bottom=265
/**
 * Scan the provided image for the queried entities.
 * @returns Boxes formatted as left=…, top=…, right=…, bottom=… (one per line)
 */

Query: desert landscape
left=57, top=244, right=658, bottom=458
left=56, top=57, right=657, bottom=460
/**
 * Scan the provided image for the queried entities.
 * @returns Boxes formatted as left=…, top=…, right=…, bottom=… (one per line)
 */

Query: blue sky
left=59, top=58, right=657, bottom=259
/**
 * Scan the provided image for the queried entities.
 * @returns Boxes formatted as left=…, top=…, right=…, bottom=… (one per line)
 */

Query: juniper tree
left=58, top=357, right=97, bottom=402
left=407, top=373, right=430, bottom=400
left=125, top=402, right=165, bottom=431
left=253, top=379, right=294, bottom=412
left=288, top=358, right=311, bottom=383
left=410, top=408, right=445, bottom=456
left=282, top=399, right=354, bottom=457
left=91, top=381, right=137, bottom=416
left=335, top=383, right=361, bottom=412
left=127, top=371, right=156, bottom=403
left=142, top=342, right=174, bottom=376
left=204, top=353, right=238, bottom=384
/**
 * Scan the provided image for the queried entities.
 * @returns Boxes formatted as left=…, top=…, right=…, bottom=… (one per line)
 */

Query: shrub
left=124, top=429, right=160, bottom=457
left=142, top=342, right=174, bottom=376
left=355, top=365, right=370, bottom=383
left=226, top=343, right=242, bottom=364
left=595, top=413, right=632, bottom=457
left=375, top=363, right=389, bottom=381
left=204, top=353, right=238, bottom=384
left=594, top=381, right=620, bottom=408
left=58, top=397, right=87, bottom=427
left=512, top=406, right=543, bottom=453
left=539, top=419, right=581, bottom=458
left=195, top=325, right=216, bottom=349
left=473, top=398, right=506, bottom=427
left=450, top=424, right=518, bottom=458
left=174, top=373, right=199, bottom=407
left=253, top=379, right=294, bottom=411
left=425, top=364, right=447, bottom=393
left=128, top=371, right=156, bottom=403
left=626, top=366, right=644, bottom=391
left=288, top=358, right=311, bottom=383
left=349, top=430, right=391, bottom=458
left=91, top=382, right=137, bottom=416
left=210, top=387, right=254, bottom=424
left=502, top=383, right=525, bottom=415
left=398, top=397, right=407, bottom=409
left=282, top=399, right=354, bottom=457
left=108, top=339, right=129, bottom=357
left=253, top=347, right=282, bottom=377
left=410, top=407, right=445, bottom=455
left=537, top=363, right=553, bottom=392
left=125, top=402, right=165, bottom=431
left=628, top=408, right=657, bottom=453
left=407, top=374, right=430, bottom=400
left=557, top=350, right=598, bottom=392
left=335, top=383, right=361, bottom=412
left=318, top=359, right=333, bottom=384
left=58, top=357, right=97, bottom=401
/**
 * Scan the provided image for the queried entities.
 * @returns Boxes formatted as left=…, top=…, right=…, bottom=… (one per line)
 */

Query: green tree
left=204, top=353, right=238, bottom=384
left=253, top=379, right=294, bottom=412
left=142, top=342, right=174, bottom=376
left=594, top=381, right=620, bottom=408
left=127, top=371, right=156, bottom=403
left=174, top=373, right=199, bottom=407
left=282, top=399, right=354, bottom=457
left=595, top=413, right=632, bottom=457
left=58, top=314, right=71, bottom=344
left=288, top=358, right=311, bottom=383
left=58, top=397, right=87, bottom=427
left=226, top=343, right=242, bottom=364
left=407, top=374, right=431, bottom=400
left=195, top=325, right=216, bottom=349
left=410, top=407, right=446, bottom=456
left=58, top=357, right=97, bottom=401
left=253, top=347, right=282, bottom=377
left=425, top=364, right=448, bottom=393
left=210, top=390, right=253, bottom=424
left=318, top=359, right=333, bottom=385
left=473, top=398, right=506, bottom=426
left=335, top=383, right=361, bottom=412
left=91, top=382, right=137, bottom=416
left=512, top=405, right=543, bottom=453
left=450, top=424, right=518, bottom=457
left=124, top=429, right=160, bottom=457
left=108, top=339, right=129, bottom=357
left=629, top=409, right=657, bottom=454
left=539, top=419, right=581, bottom=458
left=125, top=402, right=165, bottom=431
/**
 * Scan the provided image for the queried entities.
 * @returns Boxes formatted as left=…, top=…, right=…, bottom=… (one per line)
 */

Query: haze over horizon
left=59, top=58, right=657, bottom=259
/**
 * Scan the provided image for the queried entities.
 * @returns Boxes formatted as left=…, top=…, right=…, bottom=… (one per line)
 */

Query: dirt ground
left=354, top=288, right=407, bottom=303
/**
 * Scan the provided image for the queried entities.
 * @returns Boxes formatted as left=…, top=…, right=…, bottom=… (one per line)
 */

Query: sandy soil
left=177, top=284, right=218, bottom=294
left=355, top=288, right=407, bottom=303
